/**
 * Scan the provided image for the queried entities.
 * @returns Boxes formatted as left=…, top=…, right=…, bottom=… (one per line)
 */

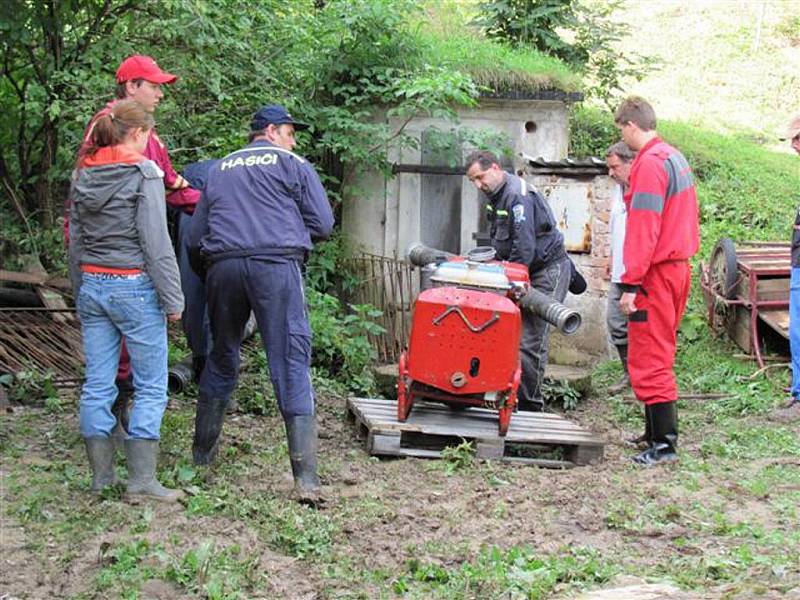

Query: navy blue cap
left=250, top=104, right=309, bottom=132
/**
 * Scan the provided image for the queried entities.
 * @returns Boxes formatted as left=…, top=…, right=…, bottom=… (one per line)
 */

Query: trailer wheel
left=709, top=237, right=738, bottom=299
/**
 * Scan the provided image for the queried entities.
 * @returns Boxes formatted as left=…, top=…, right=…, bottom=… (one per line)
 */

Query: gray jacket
left=69, top=159, right=184, bottom=315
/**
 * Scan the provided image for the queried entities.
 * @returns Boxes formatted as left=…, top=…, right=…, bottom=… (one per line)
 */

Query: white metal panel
left=536, top=180, right=593, bottom=253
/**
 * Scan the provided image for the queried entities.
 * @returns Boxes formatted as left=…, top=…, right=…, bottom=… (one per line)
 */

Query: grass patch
left=390, top=545, right=617, bottom=598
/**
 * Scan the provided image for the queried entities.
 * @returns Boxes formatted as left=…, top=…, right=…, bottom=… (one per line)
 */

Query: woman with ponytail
left=69, top=99, right=184, bottom=501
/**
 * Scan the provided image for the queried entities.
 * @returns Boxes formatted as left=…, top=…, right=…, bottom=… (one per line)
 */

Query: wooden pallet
left=346, top=397, right=604, bottom=468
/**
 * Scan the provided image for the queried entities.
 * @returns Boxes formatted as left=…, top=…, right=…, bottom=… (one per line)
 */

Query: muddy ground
left=1, top=378, right=799, bottom=599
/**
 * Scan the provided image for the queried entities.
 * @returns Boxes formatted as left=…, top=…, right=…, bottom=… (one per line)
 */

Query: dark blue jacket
left=485, top=173, right=566, bottom=271
left=188, top=140, right=334, bottom=268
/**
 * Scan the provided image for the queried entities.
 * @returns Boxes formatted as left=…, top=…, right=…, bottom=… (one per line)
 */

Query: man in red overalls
left=614, top=96, right=700, bottom=465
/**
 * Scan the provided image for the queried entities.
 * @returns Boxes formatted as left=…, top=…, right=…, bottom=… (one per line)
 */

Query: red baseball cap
left=115, top=55, right=177, bottom=84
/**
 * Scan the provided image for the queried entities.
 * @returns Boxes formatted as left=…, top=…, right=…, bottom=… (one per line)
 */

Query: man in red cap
left=67, top=55, right=203, bottom=436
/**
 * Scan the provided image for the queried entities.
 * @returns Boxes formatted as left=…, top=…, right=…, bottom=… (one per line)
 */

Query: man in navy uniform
left=465, top=150, right=571, bottom=412
left=188, top=105, right=334, bottom=501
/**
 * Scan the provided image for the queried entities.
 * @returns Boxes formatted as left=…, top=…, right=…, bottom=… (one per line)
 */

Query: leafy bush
left=306, top=288, right=384, bottom=394
left=568, top=103, right=619, bottom=158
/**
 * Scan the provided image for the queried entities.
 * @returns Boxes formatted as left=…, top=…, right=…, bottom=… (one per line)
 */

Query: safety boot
left=285, top=415, right=322, bottom=505
left=193, top=392, right=228, bottom=466
left=84, top=437, right=120, bottom=493
left=632, top=401, right=678, bottom=466
left=124, top=439, right=182, bottom=502
left=607, top=344, right=630, bottom=395
left=625, top=403, right=652, bottom=449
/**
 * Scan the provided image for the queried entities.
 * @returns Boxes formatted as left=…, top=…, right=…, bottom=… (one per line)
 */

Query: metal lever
left=432, top=306, right=499, bottom=333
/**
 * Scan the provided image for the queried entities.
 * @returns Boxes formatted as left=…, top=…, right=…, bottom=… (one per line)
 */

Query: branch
left=0, top=154, right=37, bottom=243
left=367, top=112, right=415, bottom=154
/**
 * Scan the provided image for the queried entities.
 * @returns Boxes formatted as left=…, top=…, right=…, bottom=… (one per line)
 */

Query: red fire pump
left=398, top=245, right=581, bottom=436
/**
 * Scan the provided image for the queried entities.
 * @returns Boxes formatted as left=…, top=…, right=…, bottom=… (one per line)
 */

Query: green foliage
left=306, top=289, right=384, bottom=394
left=658, top=120, right=800, bottom=256
left=541, top=378, right=582, bottom=410
left=95, top=539, right=158, bottom=592
left=4, top=369, right=59, bottom=406
left=472, top=0, right=651, bottom=103
left=440, top=439, right=475, bottom=474
left=568, top=103, right=620, bottom=158
left=305, top=233, right=360, bottom=295
left=163, top=541, right=260, bottom=598
left=474, top=0, right=581, bottom=63
left=393, top=545, right=617, bottom=597
left=414, top=26, right=581, bottom=94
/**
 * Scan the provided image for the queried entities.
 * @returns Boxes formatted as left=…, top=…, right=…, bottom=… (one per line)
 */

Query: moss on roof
left=415, top=29, right=582, bottom=95
left=408, top=0, right=582, bottom=96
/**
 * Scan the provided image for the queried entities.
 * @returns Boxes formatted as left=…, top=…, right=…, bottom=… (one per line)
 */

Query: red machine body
left=398, top=259, right=530, bottom=436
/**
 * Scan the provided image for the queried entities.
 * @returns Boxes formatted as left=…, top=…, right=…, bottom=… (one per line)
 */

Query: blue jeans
left=77, top=273, right=169, bottom=439
left=790, top=267, right=800, bottom=398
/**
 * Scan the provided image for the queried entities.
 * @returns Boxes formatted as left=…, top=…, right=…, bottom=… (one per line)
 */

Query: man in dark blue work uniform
left=188, top=105, right=334, bottom=501
left=465, top=150, right=571, bottom=412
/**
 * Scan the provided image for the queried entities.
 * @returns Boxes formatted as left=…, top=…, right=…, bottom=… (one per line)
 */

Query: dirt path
left=0, top=390, right=798, bottom=599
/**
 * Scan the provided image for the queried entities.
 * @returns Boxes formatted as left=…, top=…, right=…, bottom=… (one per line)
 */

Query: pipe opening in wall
left=525, top=121, right=538, bottom=134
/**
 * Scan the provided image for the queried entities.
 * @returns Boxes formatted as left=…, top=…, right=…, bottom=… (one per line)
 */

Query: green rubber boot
left=84, top=437, right=120, bottom=493
left=124, top=439, right=182, bottom=502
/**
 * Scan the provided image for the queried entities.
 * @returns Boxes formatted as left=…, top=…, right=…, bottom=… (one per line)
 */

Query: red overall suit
left=620, top=137, right=699, bottom=406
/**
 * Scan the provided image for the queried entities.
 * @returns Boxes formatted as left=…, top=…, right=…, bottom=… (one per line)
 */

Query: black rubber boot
left=632, top=401, right=678, bottom=465
left=192, top=392, right=228, bottom=466
left=285, top=415, right=322, bottom=504
left=608, top=344, right=630, bottom=395
left=626, top=403, right=652, bottom=448
left=84, top=437, right=120, bottom=493
left=124, top=439, right=181, bottom=501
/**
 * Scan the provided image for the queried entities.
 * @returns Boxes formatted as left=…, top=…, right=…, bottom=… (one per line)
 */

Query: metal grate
left=342, top=253, right=417, bottom=364
left=0, top=308, right=84, bottom=386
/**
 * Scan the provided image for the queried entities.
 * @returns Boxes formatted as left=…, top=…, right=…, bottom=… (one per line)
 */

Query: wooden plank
left=355, top=403, right=599, bottom=440
left=347, top=397, right=605, bottom=467
left=759, top=309, right=790, bottom=339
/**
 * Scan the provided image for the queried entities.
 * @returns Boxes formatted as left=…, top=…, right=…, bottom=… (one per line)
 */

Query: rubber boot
left=285, top=415, right=322, bottom=504
left=193, top=392, right=228, bottom=466
left=625, top=403, right=652, bottom=449
left=84, top=437, right=120, bottom=493
left=632, top=401, right=678, bottom=465
left=124, top=439, right=181, bottom=501
left=608, top=344, right=630, bottom=395
left=111, top=377, right=133, bottom=450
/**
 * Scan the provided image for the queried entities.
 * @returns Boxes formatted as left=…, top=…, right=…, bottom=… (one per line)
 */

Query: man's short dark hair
left=465, top=150, right=500, bottom=171
left=115, top=78, right=145, bottom=100
left=248, top=128, right=266, bottom=142
left=606, top=141, right=636, bottom=162
left=614, top=96, right=657, bottom=131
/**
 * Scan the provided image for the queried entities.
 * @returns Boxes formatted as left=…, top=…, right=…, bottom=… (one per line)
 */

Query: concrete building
left=341, top=91, right=616, bottom=365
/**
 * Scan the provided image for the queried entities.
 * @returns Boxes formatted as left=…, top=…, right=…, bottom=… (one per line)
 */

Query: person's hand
left=167, top=313, right=181, bottom=322
left=619, top=292, right=637, bottom=315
